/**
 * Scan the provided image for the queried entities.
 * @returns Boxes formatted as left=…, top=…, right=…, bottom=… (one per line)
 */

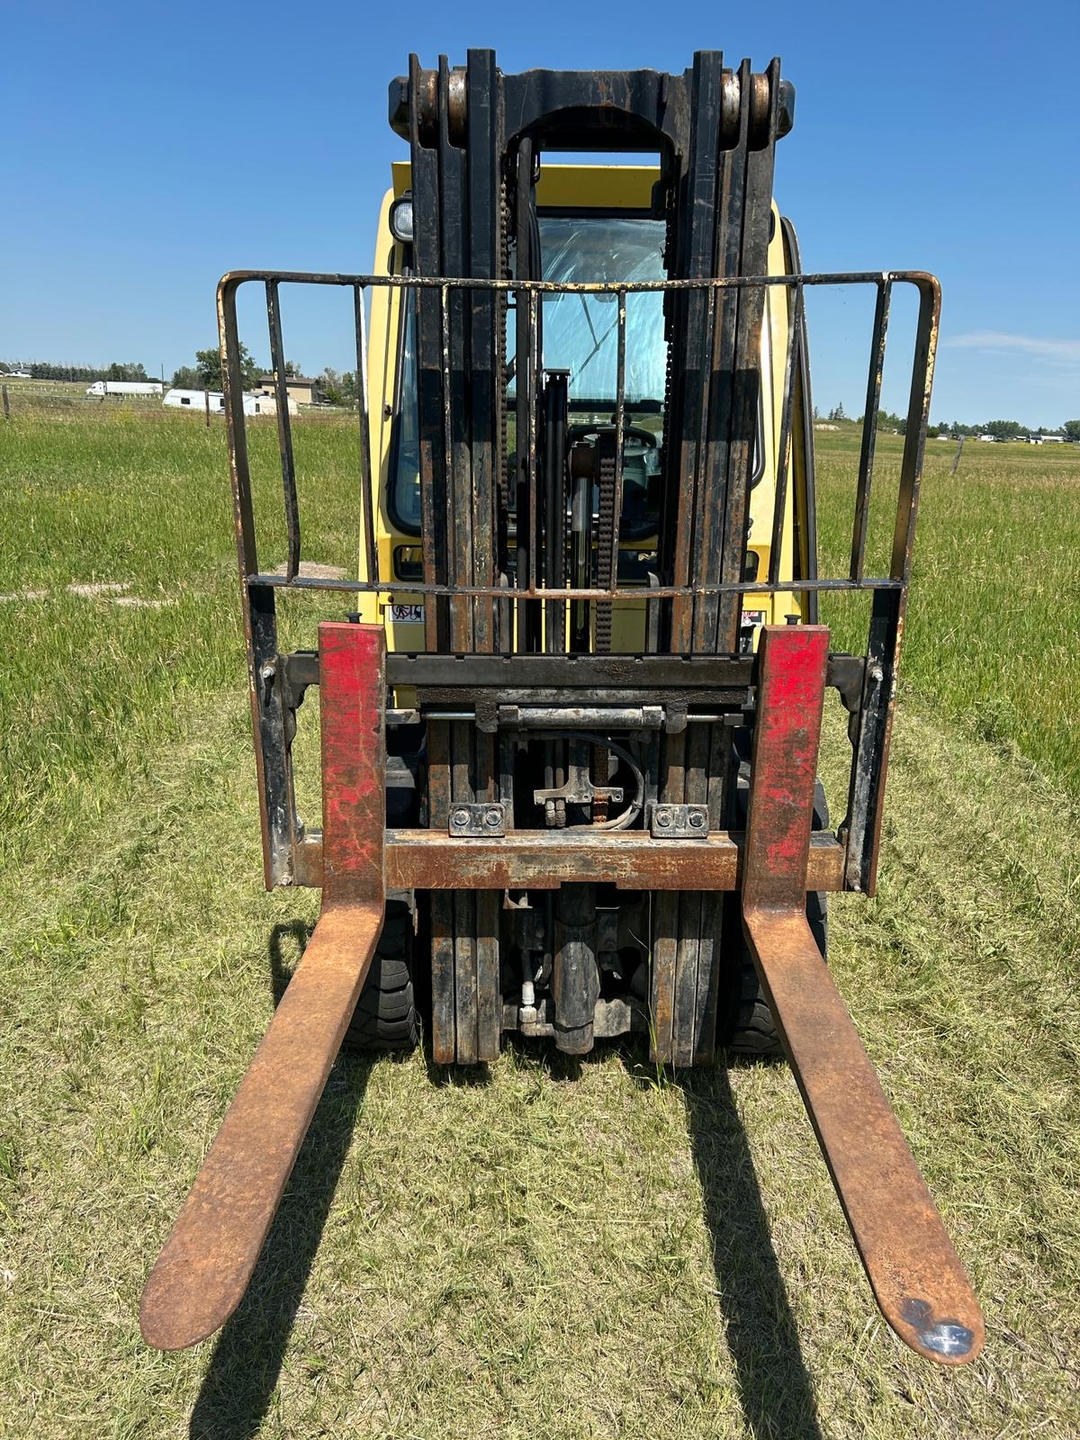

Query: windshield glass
left=388, top=211, right=671, bottom=537
left=538, top=215, right=666, bottom=406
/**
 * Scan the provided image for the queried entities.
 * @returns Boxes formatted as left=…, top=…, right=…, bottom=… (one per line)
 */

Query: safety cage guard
left=220, top=266, right=939, bottom=907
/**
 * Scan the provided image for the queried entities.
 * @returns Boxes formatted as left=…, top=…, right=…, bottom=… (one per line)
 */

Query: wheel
left=342, top=893, right=419, bottom=1052
left=722, top=771, right=829, bottom=1057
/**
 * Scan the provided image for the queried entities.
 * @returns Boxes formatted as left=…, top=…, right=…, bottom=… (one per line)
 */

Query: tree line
left=168, top=347, right=358, bottom=406
left=817, top=404, right=1080, bottom=442
left=1, top=349, right=358, bottom=405
left=0, top=360, right=153, bottom=383
left=6, top=355, right=1078, bottom=440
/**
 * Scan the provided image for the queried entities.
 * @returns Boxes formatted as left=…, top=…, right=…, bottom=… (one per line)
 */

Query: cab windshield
left=388, top=212, right=668, bottom=535
left=535, top=215, right=666, bottom=407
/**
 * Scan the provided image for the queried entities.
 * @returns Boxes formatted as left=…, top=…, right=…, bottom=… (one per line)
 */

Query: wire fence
left=0, top=381, right=168, bottom=417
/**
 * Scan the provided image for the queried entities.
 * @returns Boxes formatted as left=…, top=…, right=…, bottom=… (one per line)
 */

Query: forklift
left=141, top=51, right=984, bottom=1367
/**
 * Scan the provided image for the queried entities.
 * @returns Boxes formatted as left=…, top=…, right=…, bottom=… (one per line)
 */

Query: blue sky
left=2, top=0, right=1078, bottom=428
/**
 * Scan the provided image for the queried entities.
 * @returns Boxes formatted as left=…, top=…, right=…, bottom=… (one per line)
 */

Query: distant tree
left=827, top=401, right=847, bottom=422
left=195, top=347, right=223, bottom=389
left=107, top=361, right=148, bottom=381
left=170, top=365, right=202, bottom=390
left=984, top=419, right=1023, bottom=442
left=317, top=367, right=359, bottom=407
left=855, top=407, right=905, bottom=434
left=283, top=359, right=302, bottom=377
left=318, top=367, right=343, bottom=405
left=195, top=342, right=261, bottom=392
left=15, top=360, right=107, bottom=382
left=1063, top=420, right=1080, bottom=442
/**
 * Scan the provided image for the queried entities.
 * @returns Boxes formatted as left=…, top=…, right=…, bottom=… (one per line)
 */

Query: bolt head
left=656, top=808, right=671, bottom=827
left=484, top=807, right=502, bottom=827
left=451, top=809, right=469, bottom=827
left=689, top=811, right=706, bottom=828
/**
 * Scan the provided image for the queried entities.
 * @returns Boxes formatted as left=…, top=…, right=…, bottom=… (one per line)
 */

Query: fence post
left=951, top=435, right=964, bottom=475
left=1, top=385, right=9, bottom=421
left=204, top=388, right=211, bottom=428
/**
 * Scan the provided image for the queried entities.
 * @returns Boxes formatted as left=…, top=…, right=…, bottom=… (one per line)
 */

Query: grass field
left=1, top=410, right=1078, bottom=1439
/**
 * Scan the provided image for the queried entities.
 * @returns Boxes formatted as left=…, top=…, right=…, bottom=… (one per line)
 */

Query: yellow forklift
left=141, top=51, right=984, bottom=1368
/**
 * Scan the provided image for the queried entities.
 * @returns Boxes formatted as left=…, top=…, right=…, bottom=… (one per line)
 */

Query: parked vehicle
left=162, top=387, right=271, bottom=416
left=85, top=380, right=163, bottom=397
left=163, top=387, right=225, bottom=412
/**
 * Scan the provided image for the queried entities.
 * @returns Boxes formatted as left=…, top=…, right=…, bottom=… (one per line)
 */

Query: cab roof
left=391, top=160, right=659, bottom=211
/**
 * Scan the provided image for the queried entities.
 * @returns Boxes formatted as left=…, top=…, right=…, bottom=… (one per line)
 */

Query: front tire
left=343, top=893, right=419, bottom=1052
left=722, top=774, right=829, bottom=1057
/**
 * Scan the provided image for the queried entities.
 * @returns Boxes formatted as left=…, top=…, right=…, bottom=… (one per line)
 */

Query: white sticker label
left=739, top=609, right=767, bottom=655
left=389, top=603, right=424, bottom=623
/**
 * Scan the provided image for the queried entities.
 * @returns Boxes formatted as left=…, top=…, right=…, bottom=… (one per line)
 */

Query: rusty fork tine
left=140, top=623, right=386, bottom=1351
left=741, top=626, right=984, bottom=1366
left=139, top=903, right=382, bottom=1349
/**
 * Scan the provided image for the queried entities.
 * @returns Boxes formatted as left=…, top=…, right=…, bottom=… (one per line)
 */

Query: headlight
left=389, top=194, right=414, bottom=244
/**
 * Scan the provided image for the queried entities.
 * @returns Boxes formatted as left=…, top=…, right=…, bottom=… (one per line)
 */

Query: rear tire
left=342, top=893, right=419, bottom=1052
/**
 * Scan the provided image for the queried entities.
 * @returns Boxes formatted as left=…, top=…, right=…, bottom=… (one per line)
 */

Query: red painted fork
left=742, top=625, right=984, bottom=1365
left=140, top=623, right=386, bottom=1351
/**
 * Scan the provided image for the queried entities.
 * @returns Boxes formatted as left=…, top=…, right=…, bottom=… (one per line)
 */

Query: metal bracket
left=649, top=802, right=709, bottom=837
left=534, top=772, right=624, bottom=808
left=448, top=802, right=506, bottom=837
left=499, top=704, right=663, bottom=729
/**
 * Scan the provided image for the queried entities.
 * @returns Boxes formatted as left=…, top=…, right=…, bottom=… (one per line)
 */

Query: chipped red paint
left=742, top=626, right=830, bottom=913
left=319, top=623, right=386, bottom=901
left=741, top=626, right=984, bottom=1365
left=140, top=623, right=386, bottom=1352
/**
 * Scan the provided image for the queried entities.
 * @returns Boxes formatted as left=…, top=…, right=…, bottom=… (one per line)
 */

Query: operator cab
left=381, top=161, right=776, bottom=617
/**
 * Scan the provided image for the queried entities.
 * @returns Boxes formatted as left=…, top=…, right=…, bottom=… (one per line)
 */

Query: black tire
left=722, top=772, right=829, bottom=1057
left=343, top=893, right=419, bottom=1052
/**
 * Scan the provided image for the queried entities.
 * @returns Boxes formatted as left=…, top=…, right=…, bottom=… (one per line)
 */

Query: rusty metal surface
left=391, top=61, right=791, bottom=150
left=742, top=626, right=984, bottom=1365
left=382, top=829, right=844, bottom=892
left=140, top=624, right=386, bottom=1351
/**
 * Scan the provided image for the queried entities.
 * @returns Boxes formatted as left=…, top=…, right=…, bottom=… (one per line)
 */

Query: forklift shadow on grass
left=188, top=927, right=822, bottom=1440
left=679, top=1060, right=826, bottom=1440
left=523, top=1037, right=828, bottom=1440
left=188, top=921, right=376, bottom=1440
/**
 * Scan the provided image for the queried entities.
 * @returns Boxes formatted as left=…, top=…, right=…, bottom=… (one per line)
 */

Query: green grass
left=1, top=410, right=1078, bottom=1438
left=814, top=431, right=1080, bottom=792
